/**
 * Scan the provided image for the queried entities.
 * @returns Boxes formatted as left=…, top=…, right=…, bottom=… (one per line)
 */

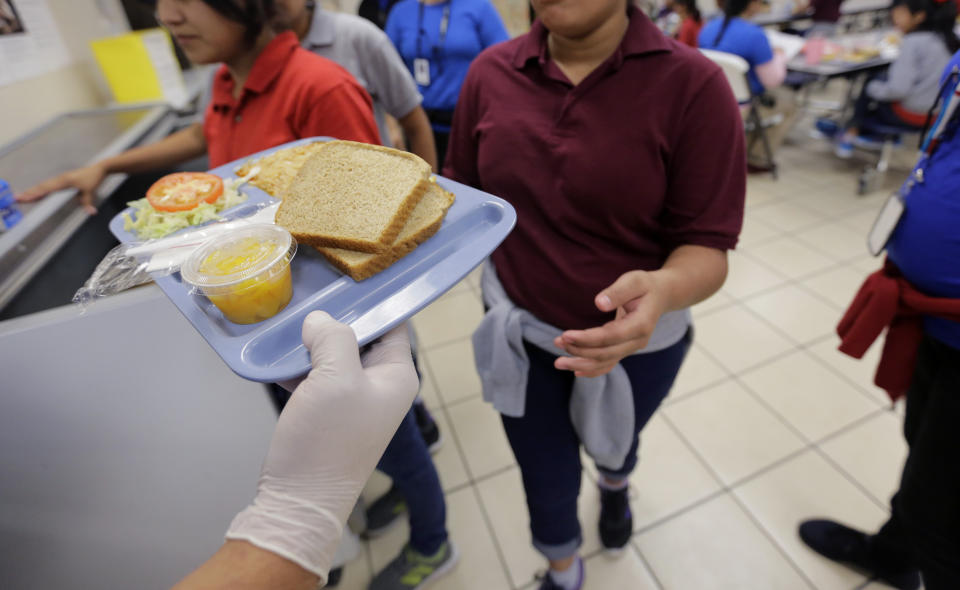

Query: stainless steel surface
left=0, top=104, right=174, bottom=310
left=0, top=107, right=160, bottom=193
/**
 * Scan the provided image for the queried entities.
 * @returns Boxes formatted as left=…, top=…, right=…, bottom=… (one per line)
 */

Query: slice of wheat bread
left=318, top=183, right=455, bottom=281
left=276, top=140, right=431, bottom=253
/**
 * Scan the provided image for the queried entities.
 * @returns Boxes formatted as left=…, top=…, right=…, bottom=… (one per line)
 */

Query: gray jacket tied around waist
left=471, top=260, right=690, bottom=469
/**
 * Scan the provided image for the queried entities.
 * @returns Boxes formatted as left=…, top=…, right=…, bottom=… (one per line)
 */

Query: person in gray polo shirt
left=278, top=0, right=438, bottom=170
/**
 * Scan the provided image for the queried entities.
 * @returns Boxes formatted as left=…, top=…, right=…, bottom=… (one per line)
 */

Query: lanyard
left=919, top=66, right=960, bottom=158
left=416, top=1, right=451, bottom=60
left=870, top=66, right=959, bottom=256
left=899, top=66, right=960, bottom=193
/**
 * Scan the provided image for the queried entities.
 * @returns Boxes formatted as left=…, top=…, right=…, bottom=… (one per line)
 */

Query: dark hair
left=675, top=0, right=702, bottom=22
left=203, top=0, right=277, bottom=45
left=142, top=0, right=278, bottom=46
left=892, top=0, right=960, bottom=53
left=714, top=0, right=754, bottom=44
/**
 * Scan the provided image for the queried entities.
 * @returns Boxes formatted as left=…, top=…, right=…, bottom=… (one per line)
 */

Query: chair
left=855, top=122, right=918, bottom=195
left=700, top=48, right=778, bottom=178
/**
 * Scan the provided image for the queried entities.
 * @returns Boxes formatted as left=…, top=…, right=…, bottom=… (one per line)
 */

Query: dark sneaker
left=536, top=577, right=567, bottom=590
left=798, top=520, right=921, bottom=590
left=364, top=484, right=407, bottom=538
left=368, top=542, right=459, bottom=590
left=413, top=402, right=443, bottom=454
left=326, top=566, right=342, bottom=587
left=598, top=485, right=632, bottom=552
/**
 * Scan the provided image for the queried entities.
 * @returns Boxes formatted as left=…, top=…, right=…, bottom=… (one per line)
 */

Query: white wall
left=0, top=0, right=129, bottom=146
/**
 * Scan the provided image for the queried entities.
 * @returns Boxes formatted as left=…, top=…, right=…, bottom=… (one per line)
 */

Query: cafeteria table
left=753, top=0, right=890, bottom=29
left=786, top=32, right=897, bottom=119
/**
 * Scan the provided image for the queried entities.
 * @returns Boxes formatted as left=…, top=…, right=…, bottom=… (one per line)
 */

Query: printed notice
left=0, top=0, right=71, bottom=87
left=90, top=29, right=188, bottom=108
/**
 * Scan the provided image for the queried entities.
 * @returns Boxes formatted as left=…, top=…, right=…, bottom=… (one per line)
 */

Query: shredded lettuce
left=122, top=179, right=248, bottom=240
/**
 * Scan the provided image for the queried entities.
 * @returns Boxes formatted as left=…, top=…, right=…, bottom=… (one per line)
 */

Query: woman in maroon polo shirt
left=446, top=1, right=745, bottom=589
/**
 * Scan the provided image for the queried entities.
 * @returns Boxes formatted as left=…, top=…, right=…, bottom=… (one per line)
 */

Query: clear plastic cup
left=181, top=224, right=297, bottom=325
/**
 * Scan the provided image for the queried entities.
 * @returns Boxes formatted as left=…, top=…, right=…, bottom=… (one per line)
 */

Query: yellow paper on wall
left=90, top=29, right=186, bottom=106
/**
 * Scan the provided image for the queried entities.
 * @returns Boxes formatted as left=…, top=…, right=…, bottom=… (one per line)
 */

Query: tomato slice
left=146, top=172, right=224, bottom=212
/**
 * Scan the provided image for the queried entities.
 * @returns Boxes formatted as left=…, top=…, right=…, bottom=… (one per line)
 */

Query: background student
left=385, top=0, right=509, bottom=166
left=815, top=0, right=958, bottom=158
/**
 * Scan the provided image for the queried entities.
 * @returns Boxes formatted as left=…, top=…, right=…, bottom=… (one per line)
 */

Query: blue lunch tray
left=108, top=137, right=516, bottom=382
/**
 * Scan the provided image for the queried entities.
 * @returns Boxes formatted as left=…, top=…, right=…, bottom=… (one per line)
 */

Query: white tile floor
left=335, top=122, right=918, bottom=589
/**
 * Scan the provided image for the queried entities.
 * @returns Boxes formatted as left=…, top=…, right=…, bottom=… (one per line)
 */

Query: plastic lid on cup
left=181, top=224, right=296, bottom=290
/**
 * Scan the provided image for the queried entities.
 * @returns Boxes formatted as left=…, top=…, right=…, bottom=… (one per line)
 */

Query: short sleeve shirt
left=304, top=9, right=422, bottom=147
left=445, top=8, right=746, bottom=330
left=386, top=0, right=509, bottom=116
left=698, top=17, right=774, bottom=95
left=204, top=32, right=380, bottom=168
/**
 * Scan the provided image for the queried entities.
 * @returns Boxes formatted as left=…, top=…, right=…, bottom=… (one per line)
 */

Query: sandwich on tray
left=273, top=140, right=455, bottom=281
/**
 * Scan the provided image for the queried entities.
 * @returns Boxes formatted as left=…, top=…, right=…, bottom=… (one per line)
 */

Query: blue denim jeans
left=266, top=363, right=447, bottom=556
left=500, top=330, right=691, bottom=560
left=376, top=408, right=448, bottom=555
left=848, top=74, right=925, bottom=133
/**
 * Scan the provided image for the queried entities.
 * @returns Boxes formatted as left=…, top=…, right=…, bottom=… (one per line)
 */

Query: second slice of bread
left=318, top=182, right=455, bottom=281
left=276, top=140, right=431, bottom=253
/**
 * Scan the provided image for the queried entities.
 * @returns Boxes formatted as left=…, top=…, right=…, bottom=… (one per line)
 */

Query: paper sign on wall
left=0, top=0, right=71, bottom=87
left=90, top=28, right=188, bottom=107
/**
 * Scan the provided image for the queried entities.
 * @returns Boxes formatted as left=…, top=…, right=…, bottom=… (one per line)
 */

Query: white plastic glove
left=226, top=312, right=419, bottom=582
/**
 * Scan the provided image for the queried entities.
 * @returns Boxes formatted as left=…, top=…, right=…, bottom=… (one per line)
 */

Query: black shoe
left=598, top=485, right=632, bottom=552
left=536, top=576, right=567, bottom=590
left=364, top=484, right=407, bottom=538
left=798, top=520, right=921, bottom=590
left=326, top=566, right=343, bottom=586
left=412, top=402, right=442, bottom=454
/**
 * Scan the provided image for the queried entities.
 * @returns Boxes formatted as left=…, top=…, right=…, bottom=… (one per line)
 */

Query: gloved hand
left=226, top=312, right=419, bottom=583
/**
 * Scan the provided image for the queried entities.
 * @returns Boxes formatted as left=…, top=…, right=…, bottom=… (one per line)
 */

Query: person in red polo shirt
left=447, top=1, right=745, bottom=589
left=17, top=0, right=379, bottom=212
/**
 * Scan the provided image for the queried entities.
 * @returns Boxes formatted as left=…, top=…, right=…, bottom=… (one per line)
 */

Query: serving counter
left=0, top=66, right=213, bottom=316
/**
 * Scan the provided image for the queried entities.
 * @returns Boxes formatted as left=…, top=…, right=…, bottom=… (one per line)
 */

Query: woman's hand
left=553, top=246, right=729, bottom=378
left=553, top=270, right=670, bottom=378
left=16, top=163, right=108, bottom=215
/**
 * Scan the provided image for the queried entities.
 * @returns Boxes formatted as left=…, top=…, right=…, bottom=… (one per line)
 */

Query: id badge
left=414, top=58, right=431, bottom=86
left=867, top=192, right=905, bottom=256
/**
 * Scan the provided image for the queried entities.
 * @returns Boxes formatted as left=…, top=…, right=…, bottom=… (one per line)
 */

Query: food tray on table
left=108, top=137, right=516, bottom=382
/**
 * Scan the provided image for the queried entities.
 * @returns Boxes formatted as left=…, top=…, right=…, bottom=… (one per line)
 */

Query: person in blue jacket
left=386, top=0, right=509, bottom=166
left=798, top=50, right=960, bottom=590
